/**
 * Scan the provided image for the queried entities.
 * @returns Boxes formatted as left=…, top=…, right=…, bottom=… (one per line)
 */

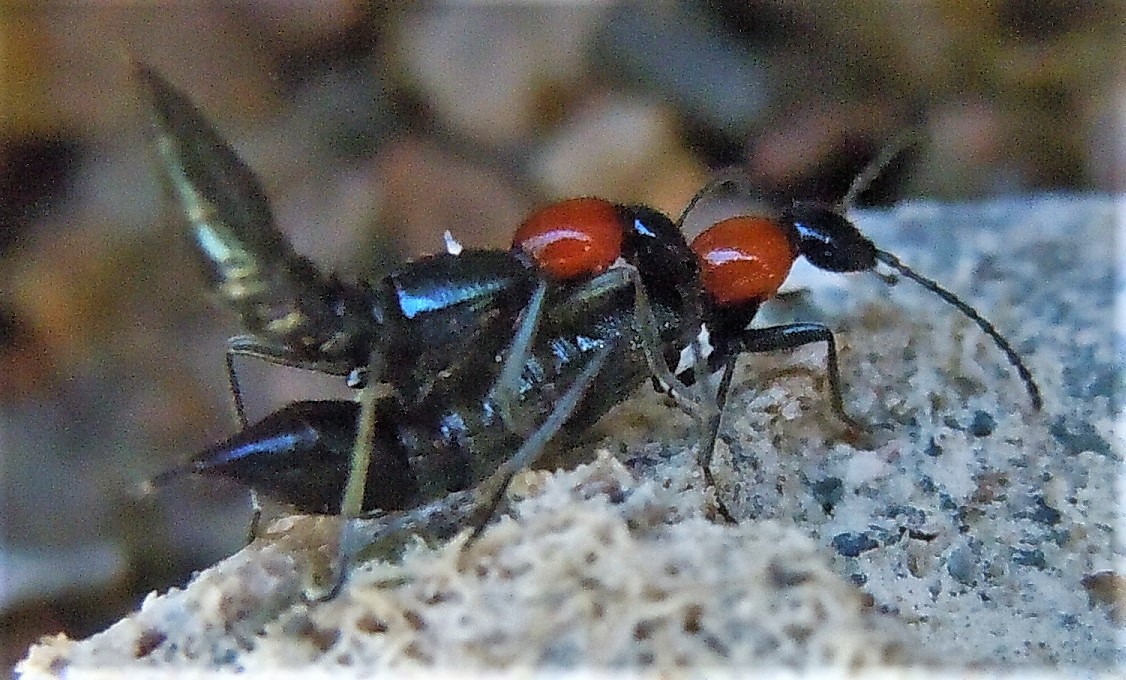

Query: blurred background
left=0, top=1, right=1121, bottom=668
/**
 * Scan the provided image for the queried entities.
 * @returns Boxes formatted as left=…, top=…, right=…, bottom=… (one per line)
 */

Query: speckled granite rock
left=18, top=196, right=1121, bottom=675
left=708, top=195, right=1122, bottom=667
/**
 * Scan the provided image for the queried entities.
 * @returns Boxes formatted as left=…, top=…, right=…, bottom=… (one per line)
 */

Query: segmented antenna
left=842, top=129, right=919, bottom=208
left=675, top=169, right=749, bottom=227
left=843, top=132, right=1041, bottom=409
left=874, top=250, right=1042, bottom=409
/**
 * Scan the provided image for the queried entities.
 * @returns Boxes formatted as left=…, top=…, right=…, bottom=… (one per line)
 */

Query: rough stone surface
left=18, top=454, right=907, bottom=676
left=18, top=196, right=1122, bottom=676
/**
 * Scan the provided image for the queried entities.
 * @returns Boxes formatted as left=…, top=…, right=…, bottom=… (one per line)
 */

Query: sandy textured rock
left=19, top=453, right=906, bottom=676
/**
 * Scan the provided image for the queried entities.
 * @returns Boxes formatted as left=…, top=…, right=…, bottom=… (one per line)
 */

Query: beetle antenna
left=874, top=250, right=1042, bottom=409
left=842, top=130, right=919, bottom=208
left=675, top=168, right=760, bottom=227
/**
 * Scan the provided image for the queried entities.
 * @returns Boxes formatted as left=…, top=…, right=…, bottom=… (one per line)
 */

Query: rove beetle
left=155, top=182, right=1044, bottom=535
left=137, top=62, right=710, bottom=530
left=142, top=63, right=1041, bottom=576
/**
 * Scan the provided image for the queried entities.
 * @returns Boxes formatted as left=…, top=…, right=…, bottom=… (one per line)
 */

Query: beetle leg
left=466, top=340, right=614, bottom=544
left=486, top=278, right=548, bottom=436
left=679, top=322, right=873, bottom=522
left=623, top=264, right=717, bottom=429
left=728, top=322, right=868, bottom=432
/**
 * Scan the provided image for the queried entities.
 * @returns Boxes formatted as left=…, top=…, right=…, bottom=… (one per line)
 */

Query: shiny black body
left=164, top=264, right=684, bottom=514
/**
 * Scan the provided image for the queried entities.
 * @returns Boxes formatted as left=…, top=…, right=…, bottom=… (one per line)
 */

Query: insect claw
left=874, top=268, right=900, bottom=286
left=463, top=472, right=514, bottom=548
left=309, top=517, right=365, bottom=602
left=831, top=401, right=872, bottom=434
left=245, top=491, right=264, bottom=544
left=702, top=469, right=737, bottom=524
